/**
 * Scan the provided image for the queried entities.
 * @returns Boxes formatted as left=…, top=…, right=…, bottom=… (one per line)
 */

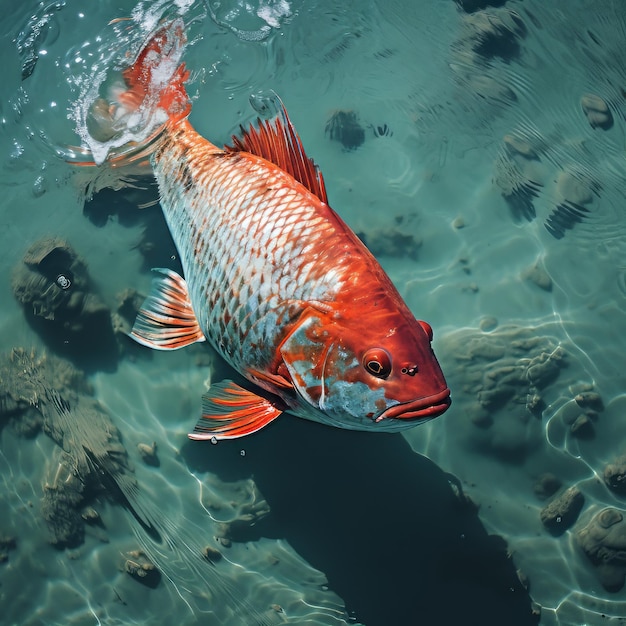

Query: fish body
left=90, top=20, right=450, bottom=439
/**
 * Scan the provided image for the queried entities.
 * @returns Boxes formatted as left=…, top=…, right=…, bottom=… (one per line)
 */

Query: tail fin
left=71, top=18, right=191, bottom=167
left=119, top=19, right=191, bottom=124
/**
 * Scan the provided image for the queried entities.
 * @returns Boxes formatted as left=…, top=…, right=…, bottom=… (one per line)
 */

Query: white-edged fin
left=131, top=267, right=206, bottom=350
left=189, top=379, right=283, bottom=440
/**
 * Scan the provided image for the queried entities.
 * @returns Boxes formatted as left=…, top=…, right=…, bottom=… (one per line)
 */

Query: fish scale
left=152, top=120, right=348, bottom=373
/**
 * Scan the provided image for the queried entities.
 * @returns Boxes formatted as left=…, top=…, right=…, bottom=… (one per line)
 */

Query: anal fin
left=131, top=267, right=206, bottom=350
left=189, top=380, right=283, bottom=441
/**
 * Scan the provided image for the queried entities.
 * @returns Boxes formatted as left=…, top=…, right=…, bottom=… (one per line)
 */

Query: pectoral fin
left=131, top=267, right=206, bottom=350
left=189, top=380, right=283, bottom=440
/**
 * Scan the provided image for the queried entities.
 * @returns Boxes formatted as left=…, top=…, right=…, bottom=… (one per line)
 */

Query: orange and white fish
left=84, top=19, right=451, bottom=440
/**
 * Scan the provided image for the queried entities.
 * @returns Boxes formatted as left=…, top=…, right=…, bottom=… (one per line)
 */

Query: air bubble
left=32, top=175, right=47, bottom=197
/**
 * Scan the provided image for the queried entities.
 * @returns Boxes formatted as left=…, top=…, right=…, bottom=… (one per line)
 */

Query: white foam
left=70, top=17, right=186, bottom=165
left=257, top=0, right=291, bottom=29
left=208, top=0, right=292, bottom=41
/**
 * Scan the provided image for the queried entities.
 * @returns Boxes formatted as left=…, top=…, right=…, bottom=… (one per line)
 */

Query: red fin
left=131, top=268, right=206, bottom=350
left=225, top=100, right=328, bottom=204
left=189, top=380, right=283, bottom=440
left=120, top=19, right=191, bottom=123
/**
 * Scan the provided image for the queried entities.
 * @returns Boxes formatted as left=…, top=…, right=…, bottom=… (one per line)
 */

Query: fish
left=81, top=19, right=451, bottom=440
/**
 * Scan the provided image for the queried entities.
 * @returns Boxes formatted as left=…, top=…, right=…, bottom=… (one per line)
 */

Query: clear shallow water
left=1, top=0, right=626, bottom=624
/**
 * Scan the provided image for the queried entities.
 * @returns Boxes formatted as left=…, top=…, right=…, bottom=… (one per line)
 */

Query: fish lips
left=375, top=388, right=451, bottom=423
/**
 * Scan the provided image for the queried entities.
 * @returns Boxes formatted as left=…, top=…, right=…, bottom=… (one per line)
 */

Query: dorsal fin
left=225, top=102, right=328, bottom=204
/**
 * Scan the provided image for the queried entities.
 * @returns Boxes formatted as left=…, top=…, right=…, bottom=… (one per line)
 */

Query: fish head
left=279, top=306, right=450, bottom=432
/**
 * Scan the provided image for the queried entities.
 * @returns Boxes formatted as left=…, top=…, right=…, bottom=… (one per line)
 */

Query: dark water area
left=184, top=418, right=538, bottom=626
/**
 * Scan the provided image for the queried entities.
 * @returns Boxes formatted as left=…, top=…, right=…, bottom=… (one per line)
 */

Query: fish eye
left=362, top=348, right=392, bottom=379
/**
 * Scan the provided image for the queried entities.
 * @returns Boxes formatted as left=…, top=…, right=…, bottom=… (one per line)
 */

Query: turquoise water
left=1, top=0, right=626, bottom=624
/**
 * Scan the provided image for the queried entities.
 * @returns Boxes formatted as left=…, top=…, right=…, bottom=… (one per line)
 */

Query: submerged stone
left=570, top=413, right=594, bottom=439
left=441, top=325, right=569, bottom=462
left=0, top=348, right=133, bottom=547
left=540, top=486, right=584, bottom=535
left=604, top=454, right=626, bottom=495
left=577, top=507, right=626, bottom=592
left=580, top=93, right=613, bottom=130
left=533, top=473, right=562, bottom=500
left=325, top=110, right=365, bottom=150
left=124, top=549, right=161, bottom=588
left=522, top=261, right=552, bottom=292
left=11, top=237, right=118, bottom=369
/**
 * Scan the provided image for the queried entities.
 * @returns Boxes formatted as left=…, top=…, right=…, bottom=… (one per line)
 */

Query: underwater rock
left=442, top=326, right=568, bottom=461
left=452, top=216, right=465, bottom=229
left=540, top=486, right=584, bottom=535
left=39, top=392, right=134, bottom=547
left=569, top=413, right=594, bottom=439
left=81, top=506, right=101, bottom=524
left=325, top=110, right=365, bottom=150
left=124, top=549, right=161, bottom=588
left=113, top=289, right=144, bottom=332
left=554, top=388, right=604, bottom=439
left=522, top=261, right=552, bottom=292
left=356, top=226, right=422, bottom=260
left=533, top=473, right=562, bottom=500
left=557, top=396, right=600, bottom=439
left=576, top=508, right=626, bottom=592
left=0, top=348, right=133, bottom=547
left=604, top=454, right=626, bottom=495
left=544, top=171, right=598, bottom=239
left=526, top=348, right=565, bottom=388
left=454, top=8, right=527, bottom=63
left=41, top=449, right=88, bottom=547
left=216, top=494, right=271, bottom=544
left=202, top=477, right=271, bottom=544
left=462, top=71, right=518, bottom=104
left=11, top=237, right=118, bottom=368
left=110, top=288, right=153, bottom=360
left=556, top=171, right=595, bottom=207
left=494, top=137, right=545, bottom=223
left=574, top=391, right=604, bottom=412
left=580, top=93, right=613, bottom=130
left=202, top=543, right=223, bottom=563
left=0, top=348, right=83, bottom=435
left=137, top=441, right=159, bottom=467
left=503, top=134, right=538, bottom=160
left=449, top=7, right=526, bottom=108
left=479, top=316, right=498, bottom=332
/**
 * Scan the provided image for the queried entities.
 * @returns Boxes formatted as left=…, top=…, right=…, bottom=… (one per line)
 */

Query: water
left=1, top=0, right=626, bottom=624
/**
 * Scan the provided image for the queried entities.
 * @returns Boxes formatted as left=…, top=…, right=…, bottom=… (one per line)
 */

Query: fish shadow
left=183, top=418, right=539, bottom=626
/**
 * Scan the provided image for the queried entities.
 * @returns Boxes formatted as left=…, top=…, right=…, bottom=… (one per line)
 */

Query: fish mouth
left=375, top=388, right=451, bottom=422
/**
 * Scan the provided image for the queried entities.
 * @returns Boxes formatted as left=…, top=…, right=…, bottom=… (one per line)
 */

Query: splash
left=14, top=1, right=65, bottom=80
left=69, top=3, right=202, bottom=165
left=206, top=0, right=292, bottom=41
